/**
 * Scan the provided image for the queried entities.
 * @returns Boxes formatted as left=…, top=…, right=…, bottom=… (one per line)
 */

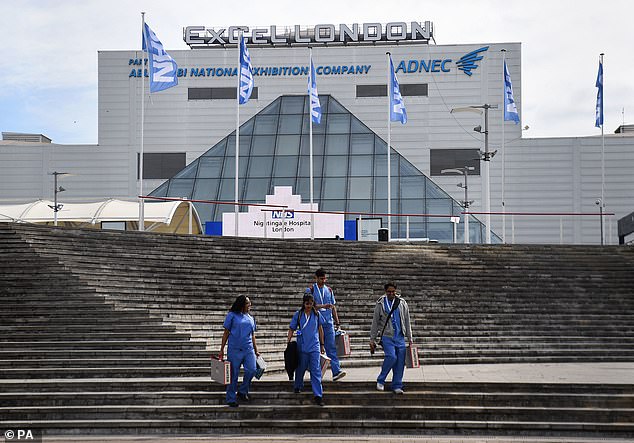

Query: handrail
left=260, top=208, right=455, bottom=218
left=464, top=211, right=615, bottom=216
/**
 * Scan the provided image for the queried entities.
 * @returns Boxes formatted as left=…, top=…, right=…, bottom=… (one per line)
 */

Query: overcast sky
left=1, top=0, right=631, bottom=144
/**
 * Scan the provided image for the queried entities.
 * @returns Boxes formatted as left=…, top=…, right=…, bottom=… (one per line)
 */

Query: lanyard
left=384, top=297, right=394, bottom=313
left=315, top=284, right=325, bottom=305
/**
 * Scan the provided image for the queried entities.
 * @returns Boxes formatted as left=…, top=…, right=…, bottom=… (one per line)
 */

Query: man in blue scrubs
left=369, top=282, right=413, bottom=394
left=219, top=295, right=259, bottom=407
left=288, top=293, right=326, bottom=406
left=306, top=269, right=347, bottom=381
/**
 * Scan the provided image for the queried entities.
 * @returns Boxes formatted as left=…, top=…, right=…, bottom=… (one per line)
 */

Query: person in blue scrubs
left=219, top=295, right=260, bottom=407
left=306, top=269, right=347, bottom=381
left=287, top=293, right=326, bottom=406
left=369, top=282, right=413, bottom=394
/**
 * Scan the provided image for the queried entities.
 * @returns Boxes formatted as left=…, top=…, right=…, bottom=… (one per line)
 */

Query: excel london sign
left=184, top=21, right=433, bottom=48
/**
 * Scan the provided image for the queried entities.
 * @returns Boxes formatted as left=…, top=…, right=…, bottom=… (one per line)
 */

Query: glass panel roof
left=150, top=95, right=495, bottom=243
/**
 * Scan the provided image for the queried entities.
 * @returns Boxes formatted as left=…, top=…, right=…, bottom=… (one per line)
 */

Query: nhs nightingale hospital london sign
left=222, top=187, right=344, bottom=239
left=184, top=21, right=433, bottom=48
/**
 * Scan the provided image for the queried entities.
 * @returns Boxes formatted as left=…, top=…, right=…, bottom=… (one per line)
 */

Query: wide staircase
left=1, top=223, right=633, bottom=437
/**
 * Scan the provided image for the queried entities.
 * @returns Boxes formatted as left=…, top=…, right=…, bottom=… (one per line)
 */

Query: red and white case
left=405, top=344, right=420, bottom=368
left=335, top=330, right=351, bottom=357
left=210, top=356, right=231, bottom=384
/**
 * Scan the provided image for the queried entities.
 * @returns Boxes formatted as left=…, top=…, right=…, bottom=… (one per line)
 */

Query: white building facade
left=1, top=22, right=632, bottom=244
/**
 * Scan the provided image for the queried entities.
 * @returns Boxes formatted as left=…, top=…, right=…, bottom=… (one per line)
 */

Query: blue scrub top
left=290, top=309, right=325, bottom=353
left=309, top=283, right=336, bottom=324
left=223, top=311, right=256, bottom=351
left=385, top=298, right=405, bottom=346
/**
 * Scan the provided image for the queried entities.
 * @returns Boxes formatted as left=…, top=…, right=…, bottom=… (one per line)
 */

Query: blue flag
left=308, top=55, right=321, bottom=124
left=503, top=60, right=520, bottom=124
left=389, top=55, right=407, bottom=124
left=142, top=23, right=178, bottom=93
left=595, top=60, right=603, bottom=128
left=239, top=35, right=254, bottom=104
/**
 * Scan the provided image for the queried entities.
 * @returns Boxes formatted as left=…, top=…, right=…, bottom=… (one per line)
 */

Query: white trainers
left=333, top=371, right=347, bottom=381
left=393, top=388, right=404, bottom=395
left=376, top=382, right=384, bottom=391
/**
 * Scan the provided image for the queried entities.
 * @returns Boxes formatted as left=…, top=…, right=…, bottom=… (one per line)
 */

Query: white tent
left=0, top=199, right=202, bottom=235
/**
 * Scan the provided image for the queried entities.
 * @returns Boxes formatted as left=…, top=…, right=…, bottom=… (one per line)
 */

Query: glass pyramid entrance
left=150, top=95, right=495, bottom=243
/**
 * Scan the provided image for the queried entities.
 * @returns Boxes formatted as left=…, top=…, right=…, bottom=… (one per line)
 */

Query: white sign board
left=222, top=186, right=344, bottom=239
left=357, top=218, right=381, bottom=241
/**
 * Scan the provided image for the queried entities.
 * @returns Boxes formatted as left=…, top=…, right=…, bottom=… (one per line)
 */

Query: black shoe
left=294, top=388, right=301, bottom=394
left=333, top=370, right=347, bottom=381
left=313, top=396, right=324, bottom=406
left=227, top=401, right=239, bottom=408
left=237, top=392, right=251, bottom=402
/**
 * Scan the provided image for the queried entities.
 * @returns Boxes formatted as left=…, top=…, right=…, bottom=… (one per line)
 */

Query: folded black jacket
left=284, top=341, right=299, bottom=380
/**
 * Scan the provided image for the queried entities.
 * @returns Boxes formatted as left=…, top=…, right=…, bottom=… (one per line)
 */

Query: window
left=101, top=221, right=126, bottom=231
left=188, top=87, right=259, bottom=100
left=139, top=153, right=186, bottom=179
left=356, top=84, right=428, bottom=97
left=356, top=85, right=386, bottom=97
left=430, top=149, right=480, bottom=176
left=401, top=84, right=428, bottom=96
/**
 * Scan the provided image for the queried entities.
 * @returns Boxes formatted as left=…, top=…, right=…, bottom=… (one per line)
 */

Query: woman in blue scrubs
left=219, top=295, right=260, bottom=407
left=287, top=293, right=326, bottom=406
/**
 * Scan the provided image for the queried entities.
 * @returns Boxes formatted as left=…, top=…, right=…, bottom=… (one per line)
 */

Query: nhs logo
left=272, top=210, right=295, bottom=219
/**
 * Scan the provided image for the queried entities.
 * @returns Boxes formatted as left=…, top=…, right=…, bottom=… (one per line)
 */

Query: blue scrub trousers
left=294, top=350, right=323, bottom=398
left=377, top=335, right=406, bottom=390
left=322, top=322, right=341, bottom=376
left=226, top=347, right=257, bottom=404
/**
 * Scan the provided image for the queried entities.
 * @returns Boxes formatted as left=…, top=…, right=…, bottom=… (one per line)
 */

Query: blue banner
left=503, top=60, right=520, bottom=124
left=308, top=55, right=322, bottom=124
left=389, top=55, right=407, bottom=124
left=142, top=23, right=178, bottom=93
left=595, top=60, right=603, bottom=128
left=239, top=35, right=254, bottom=104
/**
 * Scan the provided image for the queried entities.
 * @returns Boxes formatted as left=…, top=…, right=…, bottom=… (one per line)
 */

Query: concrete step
left=0, top=367, right=212, bottom=379
left=0, top=340, right=207, bottom=350
left=3, top=404, right=632, bottom=422
left=0, top=380, right=631, bottom=437
left=3, top=389, right=632, bottom=408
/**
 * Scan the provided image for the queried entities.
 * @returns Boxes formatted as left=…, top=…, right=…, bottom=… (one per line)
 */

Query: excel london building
left=2, top=21, right=632, bottom=244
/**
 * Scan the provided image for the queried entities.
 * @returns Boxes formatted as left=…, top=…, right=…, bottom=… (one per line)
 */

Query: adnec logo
left=393, top=46, right=489, bottom=77
left=455, top=46, right=489, bottom=76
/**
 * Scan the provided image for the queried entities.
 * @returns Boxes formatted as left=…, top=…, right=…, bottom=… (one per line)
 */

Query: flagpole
left=139, top=11, right=146, bottom=232
left=309, top=48, right=315, bottom=240
left=600, top=53, right=605, bottom=245
left=599, top=52, right=605, bottom=244
left=386, top=52, right=392, bottom=241
left=235, top=31, right=242, bottom=237
left=501, top=49, right=506, bottom=244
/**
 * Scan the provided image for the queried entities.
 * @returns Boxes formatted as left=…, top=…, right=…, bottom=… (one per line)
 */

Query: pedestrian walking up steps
left=1, top=223, right=633, bottom=437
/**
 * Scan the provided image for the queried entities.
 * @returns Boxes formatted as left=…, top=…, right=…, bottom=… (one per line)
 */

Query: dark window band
left=138, top=153, right=187, bottom=179
left=356, top=84, right=428, bottom=98
left=189, top=87, right=259, bottom=100
left=430, top=149, right=480, bottom=176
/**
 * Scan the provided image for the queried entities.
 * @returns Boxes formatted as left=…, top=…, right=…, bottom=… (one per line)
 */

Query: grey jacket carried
left=370, top=295, right=413, bottom=343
